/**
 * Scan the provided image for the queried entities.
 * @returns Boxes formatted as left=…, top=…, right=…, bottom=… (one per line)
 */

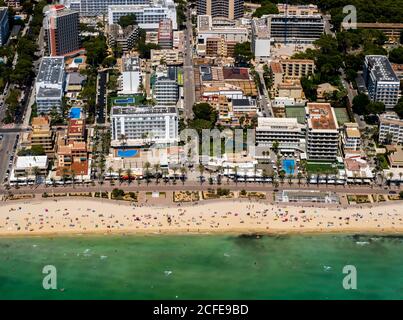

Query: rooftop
left=270, top=61, right=283, bottom=74
left=15, top=156, right=48, bottom=170
left=306, top=103, right=338, bottom=131
left=111, top=105, right=177, bottom=116
left=365, top=55, right=399, bottom=82
left=37, top=87, right=63, bottom=98
left=37, top=57, right=65, bottom=84
left=32, top=116, right=51, bottom=127
left=344, top=123, right=361, bottom=138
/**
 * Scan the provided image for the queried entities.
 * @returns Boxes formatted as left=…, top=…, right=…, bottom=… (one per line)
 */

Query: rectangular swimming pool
left=282, top=159, right=296, bottom=175
left=114, top=97, right=135, bottom=104
left=69, top=107, right=82, bottom=119
left=117, top=149, right=138, bottom=158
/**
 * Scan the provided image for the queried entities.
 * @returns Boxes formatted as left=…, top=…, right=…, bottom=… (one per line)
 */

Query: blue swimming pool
left=117, top=149, right=138, bottom=158
left=69, top=107, right=82, bottom=119
left=115, top=97, right=134, bottom=104
left=74, top=58, right=83, bottom=63
left=282, top=159, right=295, bottom=175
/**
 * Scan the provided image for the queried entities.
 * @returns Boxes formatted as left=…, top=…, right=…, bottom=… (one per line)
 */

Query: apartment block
left=196, top=15, right=248, bottom=56
left=118, top=56, right=142, bottom=95
left=158, top=19, right=173, bottom=49
left=108, top=24, right=139, bottom=52
left=363, top=55, right=400, bottom=109
left=378, top=112, right=403, bottom=145
left=62, top=0, right=150, bottom=16
left=251, top=19, right=272, bottom=62
left=43, top=5, right=80, bottom=56
left=196, top=0, right=244, bottom=20
left=266, top=14, right=324, bottom=44
left=341, top=122, right=361, bottom=153
left=256, top=117, right=305, bottom=152
left=35, top=57, right=65, bottom=114
left=29, top=116, right=56, bottom=157
left=280, top=59, right=315, bottom=80
left=111, top=106, right=178, bottom=146
left=150, top=49, right=183, bottom=66
left=107, top=0, right=177, bottom=30
left=153, top=76, right=178, bottom=105
left=277, top=3, right=319, bottom=15
left=306, top=103, right=339, bottom=161
left=0, top=7, right=9, bottom=46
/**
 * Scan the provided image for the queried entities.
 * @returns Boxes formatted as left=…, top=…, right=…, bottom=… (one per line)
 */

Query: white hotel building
left=35, top=57, right=65, bottom=114
left=61, top=0, right=150, bottom=16
left=255, top=117, right=305, bottom=153
left=111, top=105, right=178, bottom=146
left=108, top=0, right=177, bottom=30
left=378, top=112, right=403, bottom=145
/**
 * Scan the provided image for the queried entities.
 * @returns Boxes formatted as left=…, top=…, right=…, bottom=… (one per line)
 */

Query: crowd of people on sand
left=0, top=198, right=402, bottom=235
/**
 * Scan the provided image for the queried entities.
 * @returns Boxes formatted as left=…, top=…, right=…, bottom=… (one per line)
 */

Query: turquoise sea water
left=0, top=234, right=402, bottom=300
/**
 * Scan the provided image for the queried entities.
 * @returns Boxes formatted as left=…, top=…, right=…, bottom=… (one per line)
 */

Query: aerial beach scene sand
left=1, top=198, right=402, bottom=236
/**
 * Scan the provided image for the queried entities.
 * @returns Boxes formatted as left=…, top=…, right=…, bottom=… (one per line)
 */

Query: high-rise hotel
left=43, top=5, right=80, bottom=56
left=197, top=0, right=244, bottom=20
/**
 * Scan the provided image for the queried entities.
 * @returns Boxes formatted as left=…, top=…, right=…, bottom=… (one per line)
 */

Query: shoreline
left=0, top=198, right=402, bottom=237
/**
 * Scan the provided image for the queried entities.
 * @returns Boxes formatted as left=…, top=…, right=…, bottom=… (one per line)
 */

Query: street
left=183, top=7, right=195, bottom=121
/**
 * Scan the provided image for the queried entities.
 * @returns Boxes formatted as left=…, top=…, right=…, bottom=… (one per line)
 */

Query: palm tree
left=32, top=166, right=40, bottom=186
left=50, top=177, right=56, bottom=195
left=118, top=168, right=123, bottom=185
left=144, top=161, right=151, bottom=185
left=71, top=170, right=76, bottom=189
left=180, top=166, right=187, bottom=185
left=399, top=172, right=403, bottom=187
left=388, top=172, right=394, bottom=187
left=154, top=163, right=161, bottom=184
left=297, top=172, right=303, bottom=185
left=198, top=164, right=205, bottom=185
left=378, top=172, right=385, bottom=187
left=126, top=168, right=132, bottom=185
left=287, top=174, right=293, bottom=185
left=108, top=166, right=114, bottom=184
left=279, top=170, right=285, bottom=185
left=162, top=168, right=169, bottom=184
left=172, top=166, right=178, bottom=184
left=62, top=168, right=69, bottom=186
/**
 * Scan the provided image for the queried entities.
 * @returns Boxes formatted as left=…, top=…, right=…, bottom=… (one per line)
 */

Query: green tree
left=389, top=46, right=403, bottom=64
left=118, top=14, right=137, bottom=28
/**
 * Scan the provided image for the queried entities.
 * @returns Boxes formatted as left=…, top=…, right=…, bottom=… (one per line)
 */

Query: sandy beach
left=0, top=198, right=402, bottom=236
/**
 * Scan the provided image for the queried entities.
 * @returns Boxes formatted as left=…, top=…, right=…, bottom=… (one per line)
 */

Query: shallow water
left=0, top=234, right=402, bottom=299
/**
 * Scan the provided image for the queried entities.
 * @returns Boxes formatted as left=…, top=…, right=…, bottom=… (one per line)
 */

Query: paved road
left=257, top=70, right=273, bottom=117
left=183, top=8, right=195, bottom=121
left=1, top=181, right=399, bottom=196
left=0, top=133, right=17, bottom=184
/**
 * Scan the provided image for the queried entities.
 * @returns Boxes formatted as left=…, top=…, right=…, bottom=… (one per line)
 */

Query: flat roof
left=37, top=57, right=65, bottom=84
left=365, top=55, right=399, bottom=82
left=37, top=87, right=63, bottom=98
left=306, top=103, right=338, bottom=130
left=111, top=105, right=177, bottom=116
left=15, top=156, right=48, bottom=170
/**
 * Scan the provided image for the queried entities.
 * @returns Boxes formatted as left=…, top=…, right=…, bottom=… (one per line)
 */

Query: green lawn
left=334, top=108, right=350, bottom=125
left=306, top=162, right=338, bottom=174
left=285, top=106, right=305, bottom=124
